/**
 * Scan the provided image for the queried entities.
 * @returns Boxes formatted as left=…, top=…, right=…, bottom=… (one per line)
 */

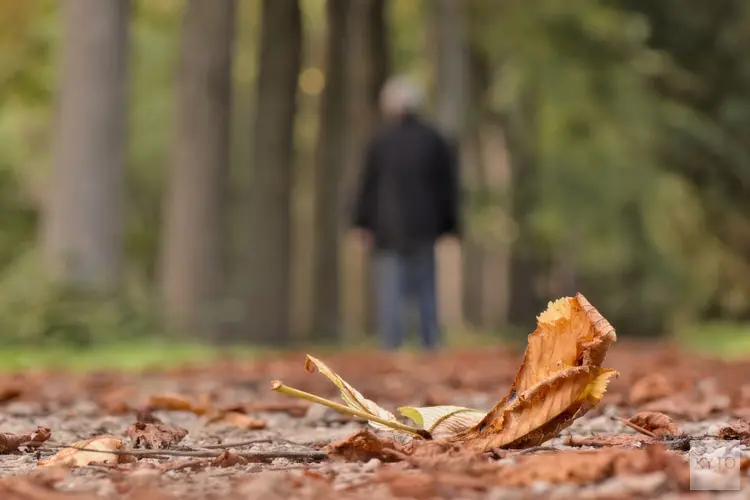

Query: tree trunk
left=342, top=0, right=389, bottom=339
left=244, top=0, right=302, bottom=345
left=311, top=0, right=349, bottom=342
left=433, top=0, right=469, bottom=329
left=41, top=0, right=130, bottom=292
left=158, top=0, right=236, bottom=337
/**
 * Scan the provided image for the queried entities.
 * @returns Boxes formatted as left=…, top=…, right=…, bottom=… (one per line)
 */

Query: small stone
left=362, top=458, right=381, bottom=472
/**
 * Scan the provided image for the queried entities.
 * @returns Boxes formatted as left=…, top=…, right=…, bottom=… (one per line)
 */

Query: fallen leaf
left=0, top=473, right=100, bottom=499
left=451, top=293, right=618, bottom=450
left=0, top=427, right=51, bottom=453
left=304, top=355, right=400, bottom=432
left=324, top=429, right=405, bottom=462
left=274, top=293, right=617, bottom=450
left=211, top=450, right=251, bottom=467
left=135, top=408, right=162, bottom=424
left=146, top=394, right=195, bottom=413
left=628, top=411, right=682, bottom=438
left=0, top=386, right=22, bottom=404
left=717, top=418, right=750, bottom=440
left=205, top=411, right=267, bottom=430
left=398, top=406, right=487, bottom=438
left=38, top=436, right=132, bottom=468
left=492, top=444, right=687, bottom=488
left=127, top=422, right=188, bottom=449
left=628, top=373, right=675, bottom=405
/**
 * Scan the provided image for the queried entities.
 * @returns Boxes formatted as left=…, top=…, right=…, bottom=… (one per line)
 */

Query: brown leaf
left=718, top=418, right=750, bottom=440
left=96, top=386, right=135, bottom=415
left=629, top=373, right=675, bottom=405
left=0, top=386, right=22, bottom=405
left=211, top=450, right=251, bottom=467
left=0, top=473, right=100, bottom=499
left=452, top=293, right=617, bottom=450
left=324, top=429, right=406, bottom=462
left=628, top=411, right=682, bottom=438
left=205, top=411, right=267, bottom=430
left=126, top=422, right=188, bottom=449
left=146, top=394, right=195, bottom=413
left=135, top=408, right=162, bottom=424
left=492, top=444, right=687, bottom=488
left=0, top=427, right=51, bottom=453
left=37, top=436, right=131, bottom=468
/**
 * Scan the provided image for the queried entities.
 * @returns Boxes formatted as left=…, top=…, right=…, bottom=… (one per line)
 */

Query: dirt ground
left=0, top=341, right=749, bottom=499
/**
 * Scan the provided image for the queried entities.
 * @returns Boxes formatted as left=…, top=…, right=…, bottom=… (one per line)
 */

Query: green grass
left=1, top=321, right=749, bottom=372
left=678, top=321, right=750, bottom=359
left=0, top=340, right=266, bottom=372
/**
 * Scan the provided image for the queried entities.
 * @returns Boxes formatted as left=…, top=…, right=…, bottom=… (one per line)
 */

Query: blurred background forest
left=2, top=0, right=750, bottom=355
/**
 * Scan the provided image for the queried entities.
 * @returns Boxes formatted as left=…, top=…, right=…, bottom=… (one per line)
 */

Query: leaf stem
left=271, top=381, right=425, bottom=437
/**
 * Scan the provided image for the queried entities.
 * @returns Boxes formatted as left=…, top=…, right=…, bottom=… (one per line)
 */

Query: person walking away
left=351, top=76, right=460, bottom=351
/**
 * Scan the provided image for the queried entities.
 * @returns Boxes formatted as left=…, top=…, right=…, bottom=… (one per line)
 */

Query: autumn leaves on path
left=0, top=293, right=749, bottom=498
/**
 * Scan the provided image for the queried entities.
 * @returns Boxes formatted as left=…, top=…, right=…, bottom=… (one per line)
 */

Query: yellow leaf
left=37, top=436, right=129, bottom=468
left=398, top=406, right=487, bottom=438
left=304, top=355, right=399, bottom=432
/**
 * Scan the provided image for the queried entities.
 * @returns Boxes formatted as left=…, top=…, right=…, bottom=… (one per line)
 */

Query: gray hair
left=380, top=76, right=425, bottom=117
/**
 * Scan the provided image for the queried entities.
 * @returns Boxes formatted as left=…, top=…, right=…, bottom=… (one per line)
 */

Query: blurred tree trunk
left=312, top=0, right=349, bottom=342
left=434, top=0, right=470, bottom=330
left=244, top=0, right=302, bottom=345
left=158, top=0, right=236, bottom=337
left=342, top=0, right=389, bottom=339
left=505, top=87, right=549, bottom=333
left=41, top=0, right=130, bottom=292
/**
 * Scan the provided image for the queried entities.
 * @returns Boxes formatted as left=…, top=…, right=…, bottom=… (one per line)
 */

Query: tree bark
left=312, top=0, right=349, bottom=342
left=244, top=0, right=302, bottom=345
left=158, top=0, right=236, bottom=337
left=41, top=0, right=130, bottom=292
left=433, top=0, right=469, bottom=329
left=342, top=0, right=389, bottom=339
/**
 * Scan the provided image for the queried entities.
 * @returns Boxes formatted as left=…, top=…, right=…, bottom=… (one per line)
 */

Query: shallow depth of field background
left=2, top=0, right=750, bottom=369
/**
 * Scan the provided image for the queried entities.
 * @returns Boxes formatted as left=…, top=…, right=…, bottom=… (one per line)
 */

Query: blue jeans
left=373, top=245, right=441, bottom=351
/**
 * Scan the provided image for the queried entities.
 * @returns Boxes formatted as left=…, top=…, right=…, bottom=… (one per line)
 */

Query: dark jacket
left=352, top=113, right=460, bottom=252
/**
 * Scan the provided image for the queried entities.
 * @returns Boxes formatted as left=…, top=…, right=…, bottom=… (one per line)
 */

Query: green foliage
left=0, top=250, right=161, bottom=346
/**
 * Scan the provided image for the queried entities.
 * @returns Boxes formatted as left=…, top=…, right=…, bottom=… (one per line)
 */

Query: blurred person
left=351, top=76, right=460, bottom=351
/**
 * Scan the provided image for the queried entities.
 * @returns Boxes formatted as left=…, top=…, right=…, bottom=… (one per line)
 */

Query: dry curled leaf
left=0, top=427, right=51, bottom=453
left=127, top=422, right=188, bottom=449
left=451, top=293, right=617, bottom=450
left=37, top=436, right=133, bottom=468
left=628, top=411, right=682, bottom=438
left=324, top=429, right=405, bottom=463
left=275, top=294, right=617, bottom=451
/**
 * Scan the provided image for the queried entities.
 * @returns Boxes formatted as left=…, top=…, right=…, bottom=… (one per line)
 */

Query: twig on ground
left=200, top=437, right=299, bottom=449
left=64, top=445, right=328, bottom=462
left=614, top=416, right=658, bottom=438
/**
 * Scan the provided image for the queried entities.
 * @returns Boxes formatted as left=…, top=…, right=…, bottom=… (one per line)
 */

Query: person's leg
left=373, top=250, right=405, bottom=350
left=413, top=244, right=440, bottom=350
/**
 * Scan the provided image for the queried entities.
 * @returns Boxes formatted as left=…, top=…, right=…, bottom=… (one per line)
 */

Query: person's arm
left=435, top=134, right=461, bottom=237
left=352, top=139, right=378, bottom=231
